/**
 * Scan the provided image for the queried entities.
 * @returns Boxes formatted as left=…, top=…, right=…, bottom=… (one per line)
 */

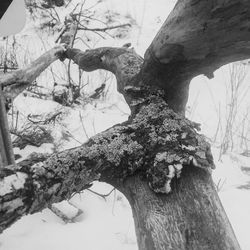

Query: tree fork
left=142, top=0, right=250, bottom=113
left=63, top=46, right=241, bottom=249
left=0, top=44, right=242, bottom=249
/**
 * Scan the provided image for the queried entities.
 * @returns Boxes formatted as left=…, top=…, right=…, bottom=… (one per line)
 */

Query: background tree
left=1, top=0, right=250, bottom=249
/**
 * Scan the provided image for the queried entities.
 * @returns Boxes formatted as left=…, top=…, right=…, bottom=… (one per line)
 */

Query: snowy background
left=1, top=0, right=250, bottom=249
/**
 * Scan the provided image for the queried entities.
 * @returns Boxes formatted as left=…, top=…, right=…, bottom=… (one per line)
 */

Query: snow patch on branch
left=0, top=172, right=27, bottom=196
left=1, top=198, right=24, bottom=213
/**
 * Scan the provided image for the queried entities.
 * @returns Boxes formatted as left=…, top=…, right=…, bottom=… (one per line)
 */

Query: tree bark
left=143, top=0, right=250, bottom=113
left=120, top=170, right=240, bottom=250
left=0, top=82, right=213, bottom=233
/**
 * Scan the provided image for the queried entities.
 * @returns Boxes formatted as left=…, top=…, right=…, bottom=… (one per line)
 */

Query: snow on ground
left=211, top=148, right=250, bottom=250
left=1, top=0, right=250, bottom=250
left=1, top=183, right=137, bottom=250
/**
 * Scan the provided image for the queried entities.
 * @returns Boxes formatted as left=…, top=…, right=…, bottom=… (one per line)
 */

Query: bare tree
left=1, top=1, right=250, bottom=249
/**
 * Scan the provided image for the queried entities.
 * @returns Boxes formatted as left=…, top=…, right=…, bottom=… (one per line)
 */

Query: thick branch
left=63, top=47, right=143, bottom=100
left=142, top=0, right=250, bottom=113
left=0, top=45, right=66, bottom=100
left=0, top=86, right=213, bottom=232
left=0, top=121, right=140, bottom=232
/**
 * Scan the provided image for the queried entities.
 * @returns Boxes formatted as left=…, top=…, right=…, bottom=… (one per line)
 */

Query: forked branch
left=142, top=0, right=250, bottom=113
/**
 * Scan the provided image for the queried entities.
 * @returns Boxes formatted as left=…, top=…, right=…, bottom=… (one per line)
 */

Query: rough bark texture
left=0, top=83, right=213, bottom=233
left=121, top=172, right=240, bottom=250
left=143, top=0, right=250, bottom=113
left=64, top=47, right=143, bottom=103
left=0, top=45, right=240, bottom=250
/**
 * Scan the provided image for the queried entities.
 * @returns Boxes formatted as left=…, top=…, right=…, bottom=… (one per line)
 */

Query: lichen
left=89, top=130, right=144, bottom=167
left=122, top=88, right=215, bottom=194
left=148, top=155, right=184, bottom=194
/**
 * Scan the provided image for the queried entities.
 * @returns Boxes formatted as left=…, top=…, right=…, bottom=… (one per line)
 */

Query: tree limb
left=0, top=45, right=66, bottom=100
left=63, top=47, right=143, bottom=103
left=142, top=0, right=250, bottom=113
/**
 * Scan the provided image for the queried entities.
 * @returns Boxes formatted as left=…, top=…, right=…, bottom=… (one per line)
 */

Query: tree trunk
left=121, top=169, right=241, bottom=250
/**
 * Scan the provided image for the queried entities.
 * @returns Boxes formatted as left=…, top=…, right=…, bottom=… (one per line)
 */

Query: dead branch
left=87, top=187, right=115, bottom=201
left=78, top=23, right=131, bottom=32
left=27, top=111, right=62, bottom=125
left=0, top=45, right=66, bottom=100
left=63, top=46, right=143, bottom=102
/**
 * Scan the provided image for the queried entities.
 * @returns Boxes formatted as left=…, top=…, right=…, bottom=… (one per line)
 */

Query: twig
left=87, top=187, right=115, bottom=201
left=75, top=37, right=91, bottom=48
left=79, top=111, right=90, bottom=139
left=64, top=3, right=85, bottom=104
left=112, top=189, right=117, bottom=215
left=0, top=66, right=18, bottom=71
left=27, top=111, right=62, bottom=125
left=79, top=14, right=107, bottom=25
left=55, top=27, right=67, bottom=43
left=78, top=23, right=131, bottom=32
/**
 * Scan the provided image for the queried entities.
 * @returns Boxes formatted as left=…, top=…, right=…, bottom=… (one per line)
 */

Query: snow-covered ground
left=1, top=0, right=250, bottom=249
